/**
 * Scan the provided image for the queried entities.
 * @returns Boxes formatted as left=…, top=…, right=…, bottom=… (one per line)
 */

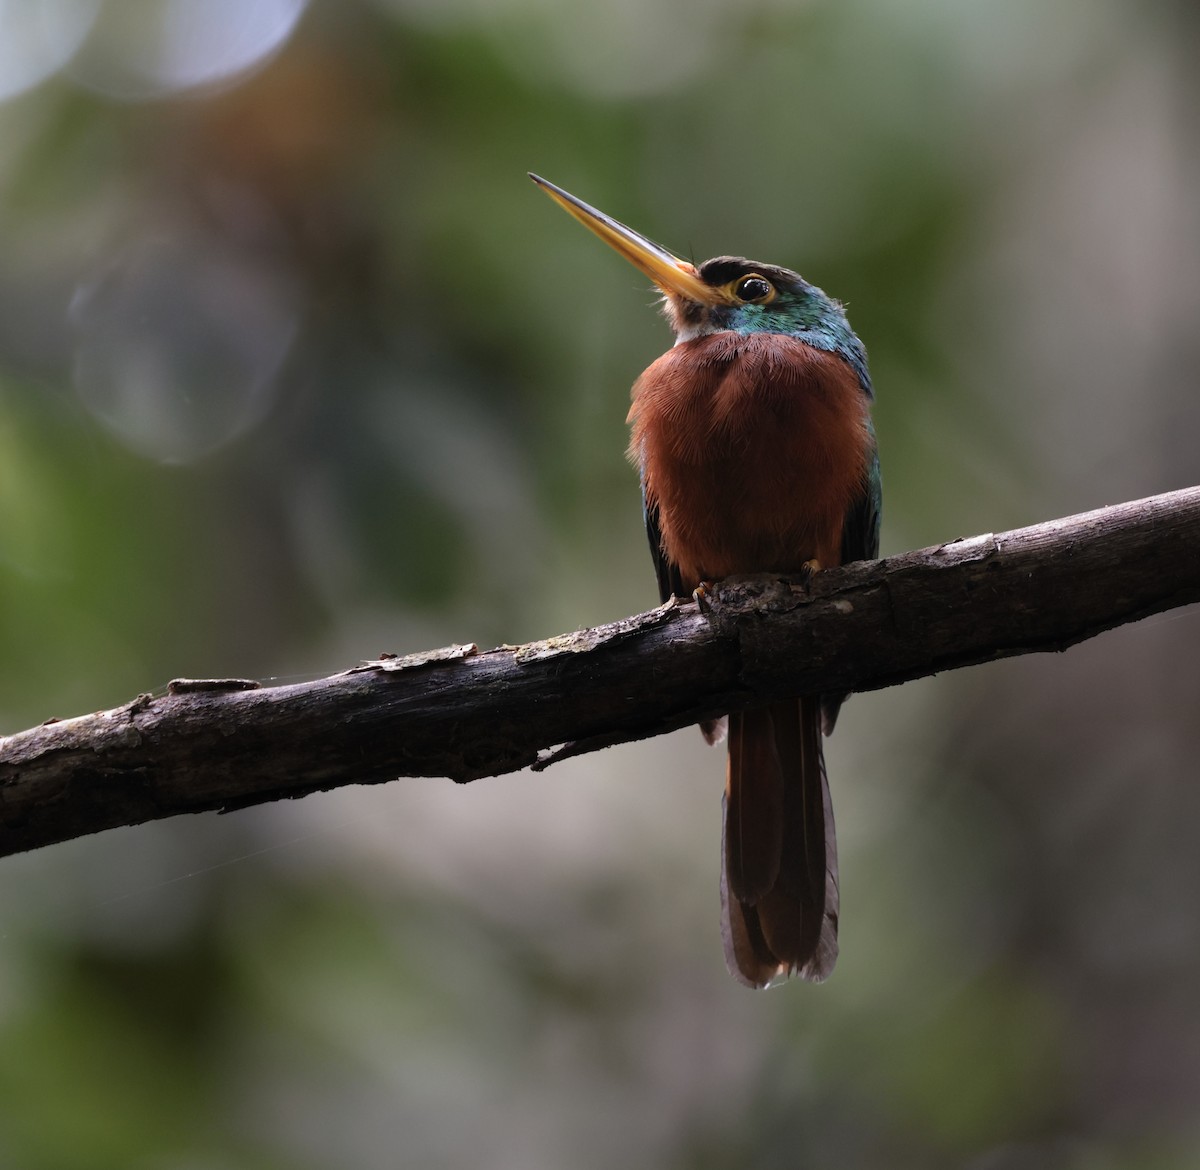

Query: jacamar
left=531, top=174, right=880, bottom=988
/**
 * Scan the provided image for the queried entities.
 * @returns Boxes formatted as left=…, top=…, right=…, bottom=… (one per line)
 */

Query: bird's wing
left=823, top=425, right=881, bottom=734
left=840, top=424, right=881, bottom=566
left=643, top=490, right=684, bottom=603
left=646, top=485, right=727, bottom=744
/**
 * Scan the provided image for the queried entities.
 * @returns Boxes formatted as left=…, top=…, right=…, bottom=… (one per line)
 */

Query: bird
left=530, top=173, right=880, bottom=988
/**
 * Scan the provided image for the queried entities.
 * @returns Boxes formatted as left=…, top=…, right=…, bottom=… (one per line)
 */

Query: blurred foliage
left=2, top=1, right=1200, bottom=1167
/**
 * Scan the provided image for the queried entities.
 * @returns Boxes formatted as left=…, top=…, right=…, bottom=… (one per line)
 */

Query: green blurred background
left=2, top=1, right=1199, bottom=1166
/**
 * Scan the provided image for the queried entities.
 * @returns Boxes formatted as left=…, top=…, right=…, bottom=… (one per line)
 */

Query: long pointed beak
left=529, top=173, right=727, bottom=307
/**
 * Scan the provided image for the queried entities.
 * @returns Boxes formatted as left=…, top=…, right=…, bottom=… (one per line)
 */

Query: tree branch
left=2, top=486, right=1198, bottom=859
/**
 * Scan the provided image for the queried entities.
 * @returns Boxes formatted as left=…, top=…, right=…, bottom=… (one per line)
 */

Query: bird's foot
left=798, top=559, right=822, bottom=588
left=692, top=580, right=716, bottom=614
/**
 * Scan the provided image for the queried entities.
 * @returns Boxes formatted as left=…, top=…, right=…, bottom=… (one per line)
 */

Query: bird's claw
left=692, top=581, right=716, bottom=614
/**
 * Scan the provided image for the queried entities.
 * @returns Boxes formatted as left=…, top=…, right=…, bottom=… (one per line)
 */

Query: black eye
left=735, top=275, right=773, bottom=303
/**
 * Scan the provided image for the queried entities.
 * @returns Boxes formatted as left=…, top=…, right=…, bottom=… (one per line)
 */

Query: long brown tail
left=719, top=696, right=839, bottom=987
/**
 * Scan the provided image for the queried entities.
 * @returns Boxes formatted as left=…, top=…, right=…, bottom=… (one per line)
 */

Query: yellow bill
left=529, top=173, right=729, bottom=307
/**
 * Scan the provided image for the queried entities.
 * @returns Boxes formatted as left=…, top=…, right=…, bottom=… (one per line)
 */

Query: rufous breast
left=628, top=332, right=872, bottom=588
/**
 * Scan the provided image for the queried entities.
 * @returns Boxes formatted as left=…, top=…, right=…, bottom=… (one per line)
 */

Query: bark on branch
left=2, top=486, right=1199, bottom=859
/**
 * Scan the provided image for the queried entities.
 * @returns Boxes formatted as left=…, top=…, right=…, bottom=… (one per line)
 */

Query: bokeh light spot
left=70, top=0, right=309, bottom=100
left=0, top=0, right=100, bottom=103
left=70, top=231, right=300, bottom=464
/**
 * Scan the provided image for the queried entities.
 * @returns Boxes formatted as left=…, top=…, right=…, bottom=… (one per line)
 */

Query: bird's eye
left=735, top=275, right=773, bottom=303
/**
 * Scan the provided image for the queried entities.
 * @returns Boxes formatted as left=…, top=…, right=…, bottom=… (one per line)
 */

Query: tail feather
left=719, top=829, right=784, bottom=989
left=724, top=709, right=784, bottom=904
left=719, top=696, right=839, bottom=987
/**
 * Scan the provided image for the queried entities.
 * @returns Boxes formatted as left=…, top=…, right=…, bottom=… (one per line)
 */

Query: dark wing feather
left=643, top=491, right=684, bottom=603
left=644, top=487, right=727, bottom=743
left=840, top=429, right=881, bottom=566
left=823, top=427, right=881, bottom=734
